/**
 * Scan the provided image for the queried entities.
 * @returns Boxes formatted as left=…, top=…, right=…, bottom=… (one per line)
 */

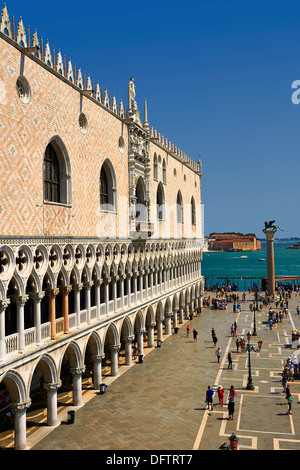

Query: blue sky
left=4, top=0, right=300, bottom=238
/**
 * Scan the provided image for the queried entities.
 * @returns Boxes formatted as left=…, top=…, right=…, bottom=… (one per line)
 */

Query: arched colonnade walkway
left=0, top=284, right=203, bottom=450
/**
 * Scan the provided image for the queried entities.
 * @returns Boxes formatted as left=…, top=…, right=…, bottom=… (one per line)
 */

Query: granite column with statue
left=263, top=227, right=277, bottom=298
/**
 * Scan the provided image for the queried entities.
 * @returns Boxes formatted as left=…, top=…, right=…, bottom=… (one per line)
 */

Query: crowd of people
left=201, top=283, right=300, bottom=423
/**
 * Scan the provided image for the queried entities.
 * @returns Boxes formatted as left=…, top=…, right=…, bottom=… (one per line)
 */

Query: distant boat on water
left=258, top=258, right=265, bottom=261
left=239, top=255, right=247, bottom=258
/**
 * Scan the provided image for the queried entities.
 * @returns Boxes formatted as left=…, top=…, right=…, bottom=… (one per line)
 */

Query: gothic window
left=44, top=143, right=60, bottom=203
left=162, top=159, right=167, bottom=184
left=177, top=190, right=183, bottom=223
left=156, top=182, right=165, bottom=220
left=43, top=137, right=72, bottom=205
left=100, top=166, right=108, bottom=206
left=191, top=196, right=196, bottom=225
left=135, top=177, right=147, bottom=222
left=153, top=153, right=158, bottom=180
left=99, top=160, right=117, bottom=212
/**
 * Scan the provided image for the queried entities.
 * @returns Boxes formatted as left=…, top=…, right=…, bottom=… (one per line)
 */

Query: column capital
left=0, top=298, right=10, bottom=310
left=43, top=381, right=62, bottom=392
left=73, top=283, right=83, bottom=292
left=123, top=335, right=135, bottom=343
left=70, top=366, right=86, bottom=376
left=13, top=294, right=29, bottom=306
left=92, top=353, right=105, bottom=362
left=108, top=344, right=121, bottom=352
left=60, top=285, right=72, bottom=295
left=12, top=400, right=31, bottom=413
left=84, top=281, right=94, bottom=290
left=29, top=291, right=45, bottom=302
left=47, top=288, right=60, bottom=298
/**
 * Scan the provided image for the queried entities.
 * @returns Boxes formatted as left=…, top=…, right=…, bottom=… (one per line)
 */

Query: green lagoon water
left=202, top=240, right=300, bottom=290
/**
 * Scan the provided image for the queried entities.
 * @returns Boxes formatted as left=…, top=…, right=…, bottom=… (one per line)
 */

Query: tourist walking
left=216, top=347, right=222, bottom=363
left=227, top=386, right=237, bottom=420
left=282, top=368, right=288, bottom=393
left=186, top=325, right=190, bottom=337
left=213, top=333, right=218, bottom=349
left=205, top=386, right=214, bottom=411
left=192, top=329, right=198, bottom=341
left=287, top=395, right=293, bottom=415
left=217, top=386, right=224, bottom=407
left=236, top=338, right=240, bottom=353
left=227, top=352, right=233, bottom=369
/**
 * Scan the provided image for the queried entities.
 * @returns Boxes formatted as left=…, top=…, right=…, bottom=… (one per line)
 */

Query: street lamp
left=243, top=332, right=259, bottom=390
left=252, top=291, right=258, bottom=336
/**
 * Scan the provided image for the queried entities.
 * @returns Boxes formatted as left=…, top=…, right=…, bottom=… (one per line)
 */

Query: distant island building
left=207, top=233, right=261, bottom=251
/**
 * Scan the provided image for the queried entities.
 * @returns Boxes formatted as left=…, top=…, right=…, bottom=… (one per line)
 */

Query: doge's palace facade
left=0, top=5, right=204, bottom=449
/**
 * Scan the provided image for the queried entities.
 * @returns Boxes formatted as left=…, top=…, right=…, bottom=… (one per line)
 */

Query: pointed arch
left=191, top=196, right=196, bottom=225
left=176, top=190, right=183, bottom=223
left=100, top=159, right=117, bottom=212
left=43, top=136, right=72, bottom=205
left=156, top=182, right=165, bottom=220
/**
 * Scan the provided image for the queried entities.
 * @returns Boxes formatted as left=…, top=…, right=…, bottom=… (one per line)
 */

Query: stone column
left=94, top=279, right=101, bottom=319
left=92, top=353, right=105, bottom=389
left=13, top=400, right=31, bottom=450
left=70, top=366, right=86, bottom=406
left=60, top=286, right=72, bottom=334
left=139, top=271, right=144, bottom=300
left=173, top=310, right=178, bottom=330
left=124, top=335, right=134, bottom=366
left=157, top=319, right=163, bottom=343
left=165, top=311, right=172, bottom=335
left=147, top=321, right=156, bottom=348
left=84, top=281, right=93, bottom=324
left=109, top=344, right=120, bottom=376
left=29, top=291, right=45, bottom=345
left=150, top=269, right=154, bottom=295
left=137, top=329, right=145, bottom=356
left=179, top=306, right=184, bottom=323
left=263, top=228, right=277, bottom=298
left=133, top=272, right=137, bottom=304
left=47, top=288, right=59, bottom=340
left=113, top=276, right=118, bottom=312
left=185, top=304, right=190, bottom=320
left=0, top=299, right=10, bottom=361
left=104, top=278, right=110, bottom=315
left=127, top=274, right=132, bottom=307
left=120, top=275, right=125, bottom=309
left=145, top=270, right=149, bottom=298
left=73, top=283, right=83, bottom=328
left=44, top=381, right=62, bottom=426
left=14, top=294, right=29, bottom=352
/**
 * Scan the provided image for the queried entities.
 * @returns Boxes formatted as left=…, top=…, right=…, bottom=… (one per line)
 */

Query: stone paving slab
left=32, top=291, right=300, bottom=452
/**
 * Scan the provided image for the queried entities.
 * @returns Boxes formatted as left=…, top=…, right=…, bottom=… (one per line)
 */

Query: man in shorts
left=206, top=386, right=214, bottom=411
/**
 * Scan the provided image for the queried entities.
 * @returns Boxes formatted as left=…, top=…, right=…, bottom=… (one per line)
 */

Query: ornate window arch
left=191, top=196, right=196, bottom=225
left=153, top=153, right=158, bottom=180
left=99, top=159, right=117, bottom=212
left=162, top=158, right=167, bottom=184
left=43, top=136, right=72, bottom=205
left=135, top=176, right=147, bottom=222
left=176, top=190, right=183, bottom=223
left=156, top=182, right=165, bottom=220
